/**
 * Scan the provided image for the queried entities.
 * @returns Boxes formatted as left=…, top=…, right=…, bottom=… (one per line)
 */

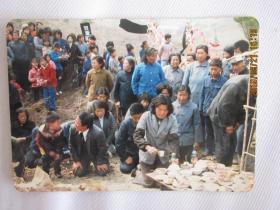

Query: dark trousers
left=13, top=59, right=30, bottom=91
left=140, top=156, right=169, bottom=187
left=120, top=157, right=138, bottom=174
left=43, top=87, right=56, bottom=111
left=179, top=145, right=193, bottom=164
left=212, top=121, right=237, bottom=166
left=25, top=149, right=41, bottom=168
left=32, top=87, right=41, bottom=101
left=204, top=116, right=215, bottom=154
left=12, top=141, right=27, bottom=177
left=56, top=71, right=63, bottom=92
left=41, top=154, right=62, bottom=175
left=200, top=112, right=206, bottom=143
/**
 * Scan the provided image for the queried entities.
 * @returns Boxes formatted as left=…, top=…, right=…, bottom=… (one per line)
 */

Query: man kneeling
left=68, top=112, right=109, bottom=177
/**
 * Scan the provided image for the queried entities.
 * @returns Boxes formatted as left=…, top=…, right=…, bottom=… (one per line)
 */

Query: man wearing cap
left=207, top=75, right=249, bottom=166
left=230, top=55, right=249, bottom=78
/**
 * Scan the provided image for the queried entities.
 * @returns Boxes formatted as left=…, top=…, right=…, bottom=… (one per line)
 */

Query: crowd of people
left=8, top=21, right=255, bottom=188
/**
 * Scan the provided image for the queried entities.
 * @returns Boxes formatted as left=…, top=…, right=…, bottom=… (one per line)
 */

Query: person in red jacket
left=28, top=58, right=43, bottom=101
left=40, top=56, right=57, bottom=111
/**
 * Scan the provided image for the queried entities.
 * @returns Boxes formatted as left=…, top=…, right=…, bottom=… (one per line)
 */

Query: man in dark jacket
left=36, top=112, right=68, bottom=177
left=207, top=75, right=249, bottom=166
left=65, top=112, right=109, bottom=177
left=116, top=103, right=145, bottom=174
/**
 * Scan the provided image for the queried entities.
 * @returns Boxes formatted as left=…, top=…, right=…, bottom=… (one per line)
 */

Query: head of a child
left=118, top=56, right=124, bottom=65
left=21, top=33, right=28, bottom=42
left=210, top=59, right=222, bottom=79
left=92, top=56, right=105, bottom=70
left=223, top=46, right=234, bottom=59
left=77, top=34, right=84, bottom=43
left=12, top=30, right=20, bottom=41
left=234, top=40, right=249, bottom=54
left=109, top=48, right=117, bottom=58
left=40, top=57, right=48, bottom=68
left=156, top=83, right=173, bottom=98
left=93, top=101, right=109, bottom=119
left=164, top=33, right=172, bottom=44
left=43, top=40, right=50, bottom=47
left=22, top=25, right=30, bottom=36
left=176, top=85, right=191, bottom=105
left=151, top=95, right=173, bottom=120
left=16, top=107, right=29, bottom=125
left=141, top=41, right=148, bottom=49
left=126, top=43, right=134, bottom=54
left=130, top=103, right=145, bottom=123
left=54, top=30, right=62, bottom=40
left=186, top=53, right=196, bottom=64
left=6, top=22, right=14, bottom=34
left=123, top=56, right=135, bottom=73
left=44, top=54, right=51, bottom=62
left=88, top=35, right=97, bottom=45
left=31, top=58, right=39, bottom=68
left=67, top=33, right=76, bottom=44
left=106, top=41, right=114, bottom=50
left=196, top=45, right=210, bottom=63
left=53, top=43, right=60, bottom=52
left=85, top=51, right=91, bottom=59
left=28, top=22, right=35, bottom=32
left=138, top=93, right=152, bottom=109
left=168, top=53, right=181, bottom=69
left=46, top=111, right=61, bottom=134
left=96, top=87, right=109, bottom=102
left=75, top=112, right=93, bottom=132
left=143, top=48, right=158, bottom=64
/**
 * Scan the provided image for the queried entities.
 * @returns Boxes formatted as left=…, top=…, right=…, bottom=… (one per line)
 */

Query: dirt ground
left=15, top=86, right=154, bottom=192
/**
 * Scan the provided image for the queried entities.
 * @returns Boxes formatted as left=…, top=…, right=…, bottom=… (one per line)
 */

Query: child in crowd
left=108, top=48, right=119, bottom=78
left=92, top=100, right=116, bottom=157
left=158, top=33, right=173, bottom=67
left=40, top=57, right=57, bottom=111
left=173, top=85, right=203, bottom=163
left=42, top=40, right=52, bottom=56
left=116, top=103, right=145, bottom=174
left=118, top=56, right=124, bottom=71
left=28, top=58, right=43, bottom=101
left=200, top=59, right=227, bottom=156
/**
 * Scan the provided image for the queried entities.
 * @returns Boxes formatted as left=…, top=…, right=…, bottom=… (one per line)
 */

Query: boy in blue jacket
left=200, top=59, right=227, bottom=156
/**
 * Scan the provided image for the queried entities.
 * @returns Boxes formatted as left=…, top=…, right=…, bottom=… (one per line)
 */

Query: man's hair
left=78, top=112, right=93, bottom=129
left=96, top=87, right=110, bottom=98
left=46, top=111, right=60, bottom=123
left=234, top=40, right=249, bottom=53
left=130, top=103, right=145, bottom=116
left=88, top=34, right=96, bottom=41
left=223, top=45, right=235, bottom=57
left=164, top=33, right=171, bottom=40
left=210, top=58, right=223, bottom=69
